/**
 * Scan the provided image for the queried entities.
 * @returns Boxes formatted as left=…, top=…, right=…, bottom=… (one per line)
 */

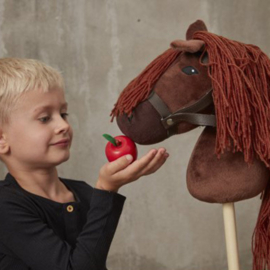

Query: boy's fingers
left=113, top=149, right=159, bottom=179
left=145, top=154, right=168, bottom=175
left=139, top=149, right=168, bottom=175
left=126, top=149, right=158, bottom=172
left=106, top=154, right=134, bottom=175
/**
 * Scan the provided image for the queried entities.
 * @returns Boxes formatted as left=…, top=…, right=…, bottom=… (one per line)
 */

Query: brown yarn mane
left=110, top=48, right=181, bottom=122
left=193, top=31, right=270, bottom=270
left=194, top=31, right=270, bottom=169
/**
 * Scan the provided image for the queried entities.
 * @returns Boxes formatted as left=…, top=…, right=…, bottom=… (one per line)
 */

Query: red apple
left=103, top=134, right=137, bottom=162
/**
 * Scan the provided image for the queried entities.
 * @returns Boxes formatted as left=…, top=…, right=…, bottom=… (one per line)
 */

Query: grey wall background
left=0, top=0, right=268, bottom=269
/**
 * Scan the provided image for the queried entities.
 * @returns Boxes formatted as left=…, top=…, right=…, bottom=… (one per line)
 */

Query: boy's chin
left=50, top=154, right=70, bottom=166
left=58, top=154, right=70, bottom=163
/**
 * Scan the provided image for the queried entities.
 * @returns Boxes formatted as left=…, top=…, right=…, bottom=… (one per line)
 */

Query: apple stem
left=102, top=134, right=117, bottom=147
left=115, top=139, right=121, bottom=146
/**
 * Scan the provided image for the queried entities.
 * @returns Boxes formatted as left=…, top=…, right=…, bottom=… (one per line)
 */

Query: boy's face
left=2, top=88, right=73, bottom=170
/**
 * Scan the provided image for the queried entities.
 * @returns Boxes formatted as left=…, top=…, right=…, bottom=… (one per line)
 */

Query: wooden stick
left=223, top=202, right=241, bottom=270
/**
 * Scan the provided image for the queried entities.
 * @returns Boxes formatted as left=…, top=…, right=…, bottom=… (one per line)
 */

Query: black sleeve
left=0, top=253, right=29, bottom=270
left=0, top=188, right=125, bottom=270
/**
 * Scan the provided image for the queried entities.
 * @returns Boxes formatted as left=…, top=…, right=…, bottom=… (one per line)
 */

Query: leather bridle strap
left=148, top=89, right=216, bottom=131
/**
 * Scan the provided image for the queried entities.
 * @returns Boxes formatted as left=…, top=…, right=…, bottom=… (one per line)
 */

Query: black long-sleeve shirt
left=0, top=172, right=126, bottom=270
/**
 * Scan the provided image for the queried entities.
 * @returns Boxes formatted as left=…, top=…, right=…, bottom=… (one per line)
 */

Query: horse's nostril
left=127, top=114, right=133, bottom=122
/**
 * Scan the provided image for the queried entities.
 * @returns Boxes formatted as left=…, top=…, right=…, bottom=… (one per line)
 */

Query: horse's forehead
left=173, top=52, right=205, bottom=70
left=180, top=51, right=202, bottom=62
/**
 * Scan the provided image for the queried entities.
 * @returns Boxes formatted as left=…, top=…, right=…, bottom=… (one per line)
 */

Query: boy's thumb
left=125, top=154, right=133, bottom=162
left=114, top=154, right=133, bottom=169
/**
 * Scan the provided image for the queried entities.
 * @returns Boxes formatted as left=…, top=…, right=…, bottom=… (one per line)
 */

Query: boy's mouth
left=53, top=139, right=70, bottom=145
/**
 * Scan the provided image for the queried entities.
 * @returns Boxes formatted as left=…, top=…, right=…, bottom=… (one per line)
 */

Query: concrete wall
left=0, top=0, right=269, bottom=269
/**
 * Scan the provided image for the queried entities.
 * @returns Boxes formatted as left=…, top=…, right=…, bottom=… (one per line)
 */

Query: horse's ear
left=170, top=39, right=205, bottom=53
left=186, top=20, right=208, bottom=40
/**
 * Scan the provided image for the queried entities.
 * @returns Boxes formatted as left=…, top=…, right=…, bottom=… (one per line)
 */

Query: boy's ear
left=0, top=131, right=9, bottom=154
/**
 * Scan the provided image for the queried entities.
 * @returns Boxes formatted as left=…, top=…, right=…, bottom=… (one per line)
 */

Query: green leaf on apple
left=102, top=134, right=117, bottom=146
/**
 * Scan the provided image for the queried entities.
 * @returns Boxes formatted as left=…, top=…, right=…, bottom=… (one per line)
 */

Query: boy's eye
left=61, top=113, right=69, bottom=119
left=39, top=113, right=69, bottom=123
left=39, top=116, right=50, bottom=123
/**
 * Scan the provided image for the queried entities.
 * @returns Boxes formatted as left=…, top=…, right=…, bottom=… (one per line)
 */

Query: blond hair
left=0, top=58, right=64, bottom=126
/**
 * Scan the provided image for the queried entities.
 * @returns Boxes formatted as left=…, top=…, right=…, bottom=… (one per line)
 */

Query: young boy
left=0, top=58, right=169, bottom=269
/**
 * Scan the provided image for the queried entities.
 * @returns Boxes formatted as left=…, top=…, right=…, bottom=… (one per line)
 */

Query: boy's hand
left=95, top=148, right=169, bottom=192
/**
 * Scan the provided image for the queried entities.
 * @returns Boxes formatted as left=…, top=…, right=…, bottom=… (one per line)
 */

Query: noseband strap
left=148, top=89, right=216, bottom=133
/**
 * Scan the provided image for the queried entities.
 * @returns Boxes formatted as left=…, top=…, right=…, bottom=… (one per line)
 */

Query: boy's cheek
left=69, top=130, right=73, bottom=146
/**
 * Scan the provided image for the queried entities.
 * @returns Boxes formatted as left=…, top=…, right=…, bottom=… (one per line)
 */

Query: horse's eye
left=182, top=66, right=199, bottom=75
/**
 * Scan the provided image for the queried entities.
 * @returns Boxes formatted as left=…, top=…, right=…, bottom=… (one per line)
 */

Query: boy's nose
left=55, top=117, right=71, bottom=134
